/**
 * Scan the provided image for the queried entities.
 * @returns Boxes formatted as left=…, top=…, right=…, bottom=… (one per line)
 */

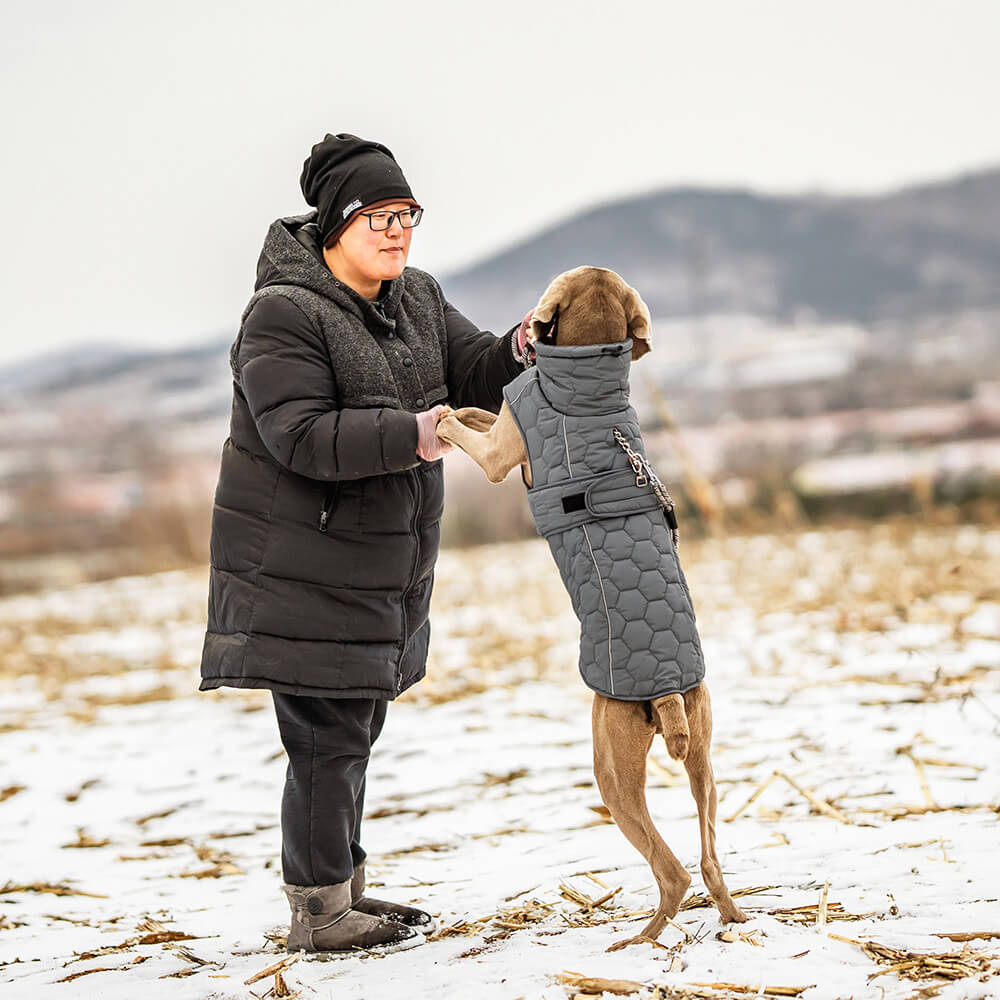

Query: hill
left=440, top=167, right=1000, bottom=333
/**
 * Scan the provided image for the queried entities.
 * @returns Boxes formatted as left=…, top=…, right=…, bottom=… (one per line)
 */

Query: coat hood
left=253, top=211, right=404, bottom=328
left=533, top=338, right=633, bottom=416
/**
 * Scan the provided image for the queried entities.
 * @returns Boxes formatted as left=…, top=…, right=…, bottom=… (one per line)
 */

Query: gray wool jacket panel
left=503, top=339, right=705, bottom=700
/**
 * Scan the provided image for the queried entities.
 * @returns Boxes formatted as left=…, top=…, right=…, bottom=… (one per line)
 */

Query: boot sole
left=289, top=930, right=426, bottom=959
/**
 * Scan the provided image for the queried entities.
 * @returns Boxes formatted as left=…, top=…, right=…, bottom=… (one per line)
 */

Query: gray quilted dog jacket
left=503, top=339, right=705, bottom=700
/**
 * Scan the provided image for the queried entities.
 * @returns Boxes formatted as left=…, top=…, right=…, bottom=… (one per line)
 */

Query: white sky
left=1, top=0, right=998, bottom=366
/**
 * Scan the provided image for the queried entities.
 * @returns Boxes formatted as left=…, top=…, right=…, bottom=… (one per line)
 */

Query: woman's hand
left=511, top=309, right=535, bottom=367
left=517, top=309, right=534, bottom=355
left=415, top=405, right=455, bottom=462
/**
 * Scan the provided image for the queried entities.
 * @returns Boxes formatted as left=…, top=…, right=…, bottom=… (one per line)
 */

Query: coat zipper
left=396, top=467, right=423, bottom=695
left=318, top=484, right=340, bottom=532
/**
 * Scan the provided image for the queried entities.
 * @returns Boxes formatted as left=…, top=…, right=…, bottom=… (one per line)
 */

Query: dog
left=437, top=266, right=747, bottom=949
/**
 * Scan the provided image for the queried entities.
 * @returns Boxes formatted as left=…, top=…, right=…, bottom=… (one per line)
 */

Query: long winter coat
left=199, top=211, right=521, bottom=699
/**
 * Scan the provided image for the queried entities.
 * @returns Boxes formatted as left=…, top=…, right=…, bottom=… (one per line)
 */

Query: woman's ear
left=624, top=284, right=652, bottom=361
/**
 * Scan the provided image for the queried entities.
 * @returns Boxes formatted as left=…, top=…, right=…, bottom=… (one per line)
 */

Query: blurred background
left=2, top=0, right=999, bottom=593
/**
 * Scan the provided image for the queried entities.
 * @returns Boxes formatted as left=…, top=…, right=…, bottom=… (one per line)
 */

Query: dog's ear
left=623, top=284, right=652, bottom=361
left=530, top=270, right=576, bottom=343
left=532, top=305, right=559, bottom=344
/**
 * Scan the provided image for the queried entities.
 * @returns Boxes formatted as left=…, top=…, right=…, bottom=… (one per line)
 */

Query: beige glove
left=415, top=405, right=454, bottom=462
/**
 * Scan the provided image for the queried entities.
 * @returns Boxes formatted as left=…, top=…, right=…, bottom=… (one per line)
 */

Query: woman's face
left=332, top=201, right=416, bottom=284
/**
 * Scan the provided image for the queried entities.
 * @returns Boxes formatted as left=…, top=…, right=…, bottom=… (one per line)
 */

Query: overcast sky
left=1, top=0, right=998, bottom=366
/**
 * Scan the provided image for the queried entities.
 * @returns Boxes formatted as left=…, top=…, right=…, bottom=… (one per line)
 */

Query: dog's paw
left=605, top=934, right=668, bottom=953
left=435, top=414, right=458, bottom=441
left=451, top=407, right=498, bottom=433
left=720, top=904, right=749, bottom=923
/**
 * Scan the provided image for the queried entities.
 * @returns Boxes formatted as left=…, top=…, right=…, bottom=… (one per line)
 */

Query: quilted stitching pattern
left=503, top=348, right=705, bottom=700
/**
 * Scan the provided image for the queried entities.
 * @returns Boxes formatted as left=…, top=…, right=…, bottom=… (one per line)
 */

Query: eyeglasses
left=359, top=207, right=423, bottom=231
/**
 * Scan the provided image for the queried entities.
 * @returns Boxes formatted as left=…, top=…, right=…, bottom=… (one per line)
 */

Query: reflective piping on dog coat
left=503, top=338, right=705, bottom=700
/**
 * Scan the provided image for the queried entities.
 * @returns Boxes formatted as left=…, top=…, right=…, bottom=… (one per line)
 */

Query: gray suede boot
left=350, top=863, right=437, bottom=935
left=283, top=880, right=425, bottom=956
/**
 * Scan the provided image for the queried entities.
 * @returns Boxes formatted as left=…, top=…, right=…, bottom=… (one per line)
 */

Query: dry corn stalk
left=559, top=881, right=621, bottom=911
left=680, top=884, right=775, bottom=911
left=178, top=861, right=243, bottom=879
left=159, top=947, right=221, bottom=979
left=493, top=899, right=555, bottom=930
left=57, top=959, right=147, bottom=984
left=243, top=951, right=301, bottom=986
left=717, top=928, right=765, bottom=947
left=768, top=902, right=874, bottom=926
left=725, top=770, right=850, bottom=824
left=897, top=745, right=938, bottom=808
left=830, top=932, right=998, bottom=982
left=270, top=968, right=300, bottom=999
left=62, top=828, right=111, bottom=849
left=558, top=970, right=645, bottom=995
left=685, top=984, right=810, bottom=997
left=135, top=802, right=194, bottom=826
left=934, top=931, right=1000, bottom=942
left=434, top=899, right=555, bottom=940
left=0, top=880, right=106, bottom=898
left=817, top=881, right=829, bottom=928
left=64, top=921, right=196, bottom=964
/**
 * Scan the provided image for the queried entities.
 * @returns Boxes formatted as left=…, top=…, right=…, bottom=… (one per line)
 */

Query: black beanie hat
left=300, top=133, right=418, bottom=246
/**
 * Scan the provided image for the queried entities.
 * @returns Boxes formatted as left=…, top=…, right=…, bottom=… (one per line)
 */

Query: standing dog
left=437, top=267, right=747, bottom=948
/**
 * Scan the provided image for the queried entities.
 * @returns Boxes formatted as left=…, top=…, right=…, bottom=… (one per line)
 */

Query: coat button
left=306, top=896, right=324, bottom=915
left=416, top=398, right=425, bottom=407
left=403, top=357, right=413, bottom=367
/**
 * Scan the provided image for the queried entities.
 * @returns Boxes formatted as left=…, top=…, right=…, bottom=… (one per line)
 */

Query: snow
left=1, top=525, right=999, bottom=999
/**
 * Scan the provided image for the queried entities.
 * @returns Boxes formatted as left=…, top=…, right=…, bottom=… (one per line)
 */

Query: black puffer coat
left=199, top=211, right=521, bottom=699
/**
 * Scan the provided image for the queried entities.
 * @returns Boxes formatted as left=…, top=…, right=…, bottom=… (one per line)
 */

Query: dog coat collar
left=531, top=338, right=633, bottom=417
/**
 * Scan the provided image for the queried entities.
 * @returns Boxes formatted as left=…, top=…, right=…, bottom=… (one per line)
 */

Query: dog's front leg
left=446, top=406, right=498, bottom=433
left=437, top=402, right=529, bottom=484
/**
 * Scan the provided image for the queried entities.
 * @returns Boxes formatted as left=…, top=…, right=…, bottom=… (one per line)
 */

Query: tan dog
left=437, top=267, right=747, bottom=948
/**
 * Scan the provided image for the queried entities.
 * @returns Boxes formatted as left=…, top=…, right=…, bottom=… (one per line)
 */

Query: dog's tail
left=652, top=693, right=689, bottom=761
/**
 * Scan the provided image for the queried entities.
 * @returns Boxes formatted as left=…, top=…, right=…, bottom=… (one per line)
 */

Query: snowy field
left=1, top=523, right=999, bottom=1000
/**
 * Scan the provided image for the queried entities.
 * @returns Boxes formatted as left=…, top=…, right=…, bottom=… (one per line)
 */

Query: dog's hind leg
left=681, top=683, right=748, bottom=923
left=592, top=693, right=692, bottom=950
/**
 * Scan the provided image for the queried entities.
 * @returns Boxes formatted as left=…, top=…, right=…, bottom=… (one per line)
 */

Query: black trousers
left=271, top=692, right=388, bottom=887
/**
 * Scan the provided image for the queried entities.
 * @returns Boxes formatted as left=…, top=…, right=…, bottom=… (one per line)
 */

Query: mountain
left=0, top=342, right=138, bottom=395
left=1, top=166, right=997, bottom=401
left=438, top=167, right=1000, bottom=333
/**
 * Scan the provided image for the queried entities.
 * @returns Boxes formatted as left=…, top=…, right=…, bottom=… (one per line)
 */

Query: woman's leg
left=343, top=698, right=435, bottom=932
left=272, top=693, right=424, bottom=953
left=350, top=698, right=387, bottom=872
left=271, top=692, right=382, bottom=887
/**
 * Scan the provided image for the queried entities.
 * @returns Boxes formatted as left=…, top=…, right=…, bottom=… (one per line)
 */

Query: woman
left=199, top=133, right=533, bottom=955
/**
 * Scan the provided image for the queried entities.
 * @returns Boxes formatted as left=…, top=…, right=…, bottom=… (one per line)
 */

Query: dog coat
left=502, top=338, right=706, bottom=700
